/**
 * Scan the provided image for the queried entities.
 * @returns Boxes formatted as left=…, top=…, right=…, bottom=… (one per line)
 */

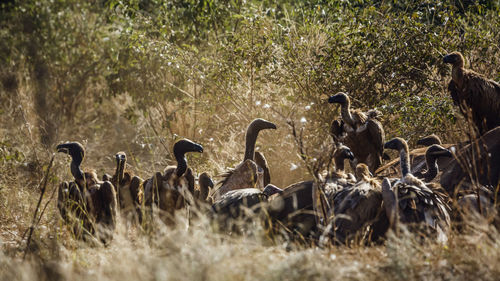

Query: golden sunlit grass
left=1, top=125, right=500, bottom=281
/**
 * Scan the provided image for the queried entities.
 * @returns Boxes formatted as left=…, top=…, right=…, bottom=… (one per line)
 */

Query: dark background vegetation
left=0, top=1, right=499, bottom=279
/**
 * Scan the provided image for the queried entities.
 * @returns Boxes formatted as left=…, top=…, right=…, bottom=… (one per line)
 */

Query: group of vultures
left=55, top=52, right=500, bottom=246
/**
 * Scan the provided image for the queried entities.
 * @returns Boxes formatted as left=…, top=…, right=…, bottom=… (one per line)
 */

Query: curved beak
left=194, top=144, right=204, bottom=153
left=56, top=143, right=70, bottom=153
left=328, top=95, right=338, bottom=103
left=347, top=151, right=355, bottom=161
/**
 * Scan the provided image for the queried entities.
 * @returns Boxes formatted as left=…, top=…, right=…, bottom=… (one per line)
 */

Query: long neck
left=175, top=151, right=187, bottom=177
left=452, top=62, right=464, bottom=86
left=117, top=159, right=125, bottom=184
left=335, top=156, right=345, bottom=172
left=340, top=100, right=355, bottom=126
left=423, top=155, right=438, bottom=181
left=200, top=185, right=209, bottom=201
left=244, top=127, right=259, bottom=161
left=399, top=148, right=410, bottom=177
left=70, top=159, right=84, bottom=182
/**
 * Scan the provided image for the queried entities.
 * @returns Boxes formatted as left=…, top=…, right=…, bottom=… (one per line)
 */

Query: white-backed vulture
left=440, top=126, right=500, bottom=197
left=444, top=52, right=500, bottom=135
left=56, top=142, right=117, bottom=244
left=412, top=144, right=453, bottom=182
left=327, top=164, right=388, bottom=245
left=328, top=92, right=384, bottom=173
left=381, top=138, right=451, bottom=240
left=376, top=135, right=455, bottom=179
left=212, top=119, right=276, bottom=200
left=112, top=152, right=144, bottom=224
left=324, top=145, right=356, bottom=200
left=143, top=139, right=203, bottom=226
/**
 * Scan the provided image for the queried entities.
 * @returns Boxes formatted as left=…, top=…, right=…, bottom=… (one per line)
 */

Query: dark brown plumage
left=56, top=142, right=117, bottom=244
left=212, top=119, right=277, bottom=200
left=444, top=52, right=500, bottom=135
left=212, top=185, right=282, bottom=217
left=111, top=152, right=144, bottom=224
left=143, top=139, right=203, bottom=225
left=266, top=145, right=356, bottom=240
left=382, top=138, right=451, bottom=240
left=440, top=126, right=500, bottom=197
left=328, top=92, right=384, bottom=173
left=327, top=164, right=388, bottom=245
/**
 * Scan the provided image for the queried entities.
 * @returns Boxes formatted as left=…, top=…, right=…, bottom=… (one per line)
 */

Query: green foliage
left=0, top=0, right=499, bottom=177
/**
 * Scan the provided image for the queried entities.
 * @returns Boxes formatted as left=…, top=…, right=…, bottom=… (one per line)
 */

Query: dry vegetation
left=1, top=0, right=500, bottom=280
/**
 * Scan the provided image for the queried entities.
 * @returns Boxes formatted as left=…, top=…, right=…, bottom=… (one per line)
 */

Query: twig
left=286, top=120, right=331, bottom=226
left=23, top=153, right=55, bottom=260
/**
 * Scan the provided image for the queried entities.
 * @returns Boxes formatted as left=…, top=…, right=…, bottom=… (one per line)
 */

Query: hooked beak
left=443, top=54, right=454, bottom=64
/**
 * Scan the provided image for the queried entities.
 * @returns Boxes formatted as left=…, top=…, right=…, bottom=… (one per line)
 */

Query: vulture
left=381, top=138, right=451, bottom=240
left=327, top=164, right=388, bottom=245
left=328, top=92, right=384, bottom=173
left=112, top=152, right=144, bottom=224
left=143, top=139, right=203, bottom=225
left=376, top=134, right=455, bottom=179
left=212, top=118, right=276, bottom=200
left=440, top=126, right=500, bottom=197
left=324, top=145, right=356, bottom=200
left=456, top=189, right=499, bottom=228
left=56, top=142, right=117, bottom=244
left=266, top=145, right=356, bottom=240
left=412, top=144, right=453, bottom=182
left=443, top=51, right=500, bottom=135
left=194, top=172, right=214, bottom=205
left=211, top=184, right=283, bottom=231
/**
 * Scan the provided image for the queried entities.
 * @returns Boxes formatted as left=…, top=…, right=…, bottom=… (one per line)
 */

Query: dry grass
left=1, top=128, right=500, bottom=281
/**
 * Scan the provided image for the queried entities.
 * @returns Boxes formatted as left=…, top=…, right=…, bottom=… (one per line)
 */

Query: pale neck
left=340, top=101, right=355, bottom=126
left=399, top=148, right=410, bottom=177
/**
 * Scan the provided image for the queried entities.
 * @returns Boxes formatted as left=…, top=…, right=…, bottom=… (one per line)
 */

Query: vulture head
left=419, top=144, right=453, bottom=182
left=416, top=134, right=442, bottom=146
left=115, top=151, right=127, bottom=165
left=426, top=144, right=452, bottom=159
left=333, top=145, right=354, bottom=172
left=335, top=145, right=355, bottom=161
left=443, top=52, right=465, bottom=68
left=383, top=137, right=408, bottom=152
left=384, top=137, right=410, bottom=177
left=173, top=139, right=203, bottom=177
left=57, top=142, right=86, bottom=181
left=328, top=92, right=349, bottom=105
left=57, top=142, right=85, bottom=164
left=355, top=163, right=373, bottom=180
left=244, top=118, right=277, bottom=161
